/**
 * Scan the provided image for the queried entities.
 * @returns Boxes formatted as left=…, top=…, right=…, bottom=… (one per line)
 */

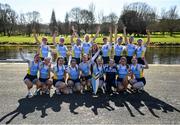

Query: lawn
left=0, top=34, right=180, bottom=45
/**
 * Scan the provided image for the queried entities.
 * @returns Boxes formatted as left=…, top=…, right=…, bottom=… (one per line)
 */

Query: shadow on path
left=0, top=91, right=180, bottom=124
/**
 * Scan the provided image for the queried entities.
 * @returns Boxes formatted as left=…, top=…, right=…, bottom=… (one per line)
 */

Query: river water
left=0, top=46, right=179, bottom=64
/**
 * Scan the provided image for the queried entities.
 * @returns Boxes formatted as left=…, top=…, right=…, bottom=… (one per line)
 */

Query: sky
left=1, top=0, right=180, bottom=24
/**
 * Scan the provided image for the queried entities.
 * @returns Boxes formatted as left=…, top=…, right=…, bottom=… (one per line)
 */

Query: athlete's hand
left=97, top=25, right=101, bottom=32
left=72, top=26, right=75, bottom=31
left=53, top=31, right=58, bottom=37
left=48, top=63, right=51, bottom=68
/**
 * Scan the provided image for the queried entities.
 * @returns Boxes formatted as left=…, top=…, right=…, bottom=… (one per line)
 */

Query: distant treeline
left=0, top=2, right=180, bottom=37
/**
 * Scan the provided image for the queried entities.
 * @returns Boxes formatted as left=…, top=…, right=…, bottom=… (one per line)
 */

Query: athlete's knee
left=59, top=82, right=66, bottom=89
left=133, top=82, right=144, bottom=89
left=68, top=80, right=74, bottom=87
left=117, top=82, right=124, bottom=90
left=75, top=82, right=81, bottom=91
left=62, top=88, right=69, bottom=94
left=81, top=81, right=86, bottom=86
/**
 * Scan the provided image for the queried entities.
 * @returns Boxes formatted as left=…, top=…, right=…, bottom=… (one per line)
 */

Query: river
left=0, top=46, right=179, bottom=64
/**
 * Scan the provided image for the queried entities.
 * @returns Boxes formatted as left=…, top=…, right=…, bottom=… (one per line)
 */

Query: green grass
left=0, top=34, right=180, bottom=45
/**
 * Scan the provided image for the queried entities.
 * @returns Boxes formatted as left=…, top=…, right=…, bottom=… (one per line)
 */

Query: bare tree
left=0, top=3, right=18, bottom=36
left=107, top=12, right=118, bottom=25
left=26, top=11, right=40, bottom=36
left=120, top=2, right=156, bottom=35
left=160, top=6, right=179, bottom=36
left=80, top=9, right=92, bottom=33
left=69, top=7, right=81, bottom=35
left=97, top=10, right=104, bottom=24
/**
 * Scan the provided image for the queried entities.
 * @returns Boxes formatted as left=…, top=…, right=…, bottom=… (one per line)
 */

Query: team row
left=20, top=48, right=149, bottom=98
left=32, top=26, right=150, bottom=65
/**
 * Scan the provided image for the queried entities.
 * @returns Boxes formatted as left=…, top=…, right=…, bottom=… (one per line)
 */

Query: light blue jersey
left=56, top=45, right=68, bottom=57
left=136, top=45, right=146, bottom=58
left=40, top=44, right=50, bottom=58
left=114, top=44, right=125, bottom=56
left=126, top=43, right=137, bottom=56
left=82, top=42, right=92, bottom=55
left=130, top=64, right=145, bottom=78
left=101, top=43, right=111, bottom=57
left=117, top=64, right=129, bottom=78
left=66, top=66, right=79, bottom=80
left=27, top=61, right=39, bottom=76
left=79, top=62, right=91, bottom=76
left=53, top=65, right=66, bottom=80
left=39, top=64, right=50, bottom=79
left=72, top=45, right=82, bottom=58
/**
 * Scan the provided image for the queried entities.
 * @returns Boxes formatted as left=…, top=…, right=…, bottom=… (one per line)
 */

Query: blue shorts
left=24, top=74, right=38, bottom=84
left=137, top=58, right=145, bottom=65
left=39, top=78, right=49, bottom=83
left=136, top=77, right=146, bottom=85
left=114, top=56, right=122, bottom=64
left=102, top=57, right=110, bottom=64
left=126, top=56, right=133, bottom=65
left=117, top=77, right=123, bottom=82
left=68, top=78, right=80, bottom=83
left=99, top=77, right=104, bottom=81
left=64, top=57, right=68, bottom=65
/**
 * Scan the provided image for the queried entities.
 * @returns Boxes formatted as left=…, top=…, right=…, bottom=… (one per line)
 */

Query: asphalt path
left=0, top=63, right=180, bottom=124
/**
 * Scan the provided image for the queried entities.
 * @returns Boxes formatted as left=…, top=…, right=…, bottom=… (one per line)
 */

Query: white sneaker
left=80, top=89, right=84, bottom=94
left=45, top=90, right=50, bottom=95
left=33, top=90, right=38, bottom=96
left=101, top=87, right=105, bottom=94
left=26, top=92, right=33, bottom=98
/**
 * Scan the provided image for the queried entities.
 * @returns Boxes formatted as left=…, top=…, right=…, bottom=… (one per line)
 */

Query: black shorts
left=39, top=78, right=49, bottom=83
left=102, top=57, right=110, bottom=64
left=126, top=56, right=133, bottom=65
left=40, top=57, right=45, bottom=61
left=24, top=74, right=37, bottom=83
left=53, top=79, right=65, bottom=86
left=114, top=56, right=122, bottom=64
left=105, top=79, right=117, bottom=87
left=64, top=57, right=68, bottom=65
left=68, top=78, right=80, bottom=83
left=136, top=77, right=146, bottom=85
left=81, top=75, right=92, bottom=81
left=117, top=77, right=123, bottom=82
left=99, top=77, right=104, bottom=81
left=72, top=57, right=81, bottom=65
left=137, top=58, right=145, bottom=65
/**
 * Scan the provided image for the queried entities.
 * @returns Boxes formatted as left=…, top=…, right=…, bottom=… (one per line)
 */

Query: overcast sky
left=1, top=0, right=180, bottom=23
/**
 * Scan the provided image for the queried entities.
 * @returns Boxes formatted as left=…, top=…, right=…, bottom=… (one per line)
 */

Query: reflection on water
left=146, top=47, right=180, bottom=64
left=0, top=46, right=179, bottom=64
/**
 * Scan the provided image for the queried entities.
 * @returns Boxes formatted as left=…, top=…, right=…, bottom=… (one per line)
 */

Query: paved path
left=0, top=63, right=180, bottom=124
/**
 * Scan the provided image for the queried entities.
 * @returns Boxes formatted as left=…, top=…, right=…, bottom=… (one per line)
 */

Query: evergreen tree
left=49, top=9, right=57, bottom=34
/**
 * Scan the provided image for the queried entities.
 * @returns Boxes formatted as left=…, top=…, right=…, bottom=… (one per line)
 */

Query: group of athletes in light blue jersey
left=20, top=25, right=150, bottom=98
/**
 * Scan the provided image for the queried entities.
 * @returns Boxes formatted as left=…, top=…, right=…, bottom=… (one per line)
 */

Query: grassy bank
left=0, top=34, right=180, bottom=46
